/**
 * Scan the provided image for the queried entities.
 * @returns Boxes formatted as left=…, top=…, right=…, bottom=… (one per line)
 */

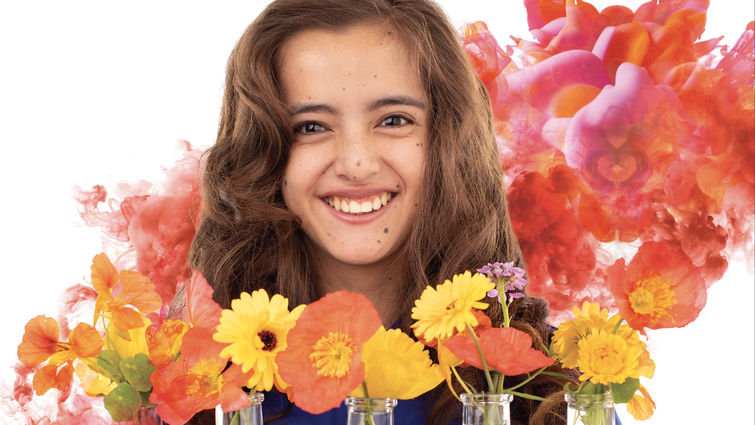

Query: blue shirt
left=262, top=390, right=443, bottom=424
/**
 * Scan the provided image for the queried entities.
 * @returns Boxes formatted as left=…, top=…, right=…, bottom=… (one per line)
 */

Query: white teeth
left=326, top=192, right=394, bottom=215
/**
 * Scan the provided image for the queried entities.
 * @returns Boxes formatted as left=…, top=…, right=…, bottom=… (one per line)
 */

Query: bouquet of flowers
left=16, top=253, right=252, bottom=425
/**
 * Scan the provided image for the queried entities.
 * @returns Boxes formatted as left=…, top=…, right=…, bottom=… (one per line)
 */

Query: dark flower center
left=258, top=330, right=278, bottom=351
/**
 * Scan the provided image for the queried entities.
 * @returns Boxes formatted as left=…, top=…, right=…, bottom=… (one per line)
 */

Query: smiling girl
left=189, top=0, right=568, bottom=423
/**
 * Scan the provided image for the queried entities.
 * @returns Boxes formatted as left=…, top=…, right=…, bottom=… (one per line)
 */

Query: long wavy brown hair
left=190, top=0, right=574, bottom=424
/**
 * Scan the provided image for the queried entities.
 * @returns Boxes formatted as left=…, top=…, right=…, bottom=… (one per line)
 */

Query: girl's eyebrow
left=368, top=95, right=426, bottom=111
left=288, top=95, right=426, bottom=116
left=289, top=103, right=338, bottom=115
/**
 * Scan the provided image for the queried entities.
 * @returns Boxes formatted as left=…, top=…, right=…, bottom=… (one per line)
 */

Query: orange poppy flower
left=276, top=291, right=381, bottom=414
left=150, top=327, right=251, bottom=425
left=444, top=327, right=553, bottom=376
left=91, top=253, right=162, bottom=331
left=607, top=241, right=706, bottom=333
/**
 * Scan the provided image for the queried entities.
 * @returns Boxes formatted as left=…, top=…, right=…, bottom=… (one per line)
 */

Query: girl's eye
left=379, top=115, right=413, bottom=127
left=294, top=122, right=326, bottom=134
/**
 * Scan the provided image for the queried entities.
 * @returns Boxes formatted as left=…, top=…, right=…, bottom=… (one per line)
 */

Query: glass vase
left=565, top=391, right=615, bottom=425
left=133, top=405, right=163, bottom=425
left=345, top=397, right=397, bottom=425
left=217, top=392, right=264, bottom=425
left=460, top=393, right=512, bottom=425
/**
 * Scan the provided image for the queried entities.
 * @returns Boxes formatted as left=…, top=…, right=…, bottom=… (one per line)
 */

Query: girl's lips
left=321, top=193, right=396, bottom=223
left=323, top=192, right=393, bottom=214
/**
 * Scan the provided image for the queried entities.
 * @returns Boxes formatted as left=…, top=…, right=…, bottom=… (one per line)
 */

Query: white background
left=0, top=1, right=752, bottom=424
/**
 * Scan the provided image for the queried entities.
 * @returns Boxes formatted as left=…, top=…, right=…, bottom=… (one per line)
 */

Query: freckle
left=342, top=87, right=346, bottom=91
left=383, top=227, right=388, bottom=233
left=328, top=233, right=332, bottom=237
left=387, top=31, right=393, bottom=35
left=356, top=161, right=361, bottom=167
left=373, top=74, right=378, bottom=78
left=307, top=96, right=311, bottom=100
left=321, top=170, right=326, bottom=174
left=377, top=240, right=381, bottom=243
left=395, top=184, right=400, bottom=189
left=416, top=143, right=419, bottom=146
left=414, top=203, right=418, bottom=207
left=388, top=276, right=392, bottom=281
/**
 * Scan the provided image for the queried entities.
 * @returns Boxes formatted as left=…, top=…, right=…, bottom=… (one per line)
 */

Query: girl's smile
left=279, top=23, right=428, bottom=268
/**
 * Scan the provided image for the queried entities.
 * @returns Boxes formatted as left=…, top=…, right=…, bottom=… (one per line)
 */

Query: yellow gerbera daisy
left=552, top=301, right=635, bottom=369
left=213, top=289, right=305, bottom=392
left=576, top=329, right=640, bottom=385
left=411, top=271, right=495, bottom=342
left=350, top=327, right=444, bottom=399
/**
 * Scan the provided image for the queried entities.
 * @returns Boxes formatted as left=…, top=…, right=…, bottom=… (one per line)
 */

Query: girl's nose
left=332, top=131, right=381, bottom=182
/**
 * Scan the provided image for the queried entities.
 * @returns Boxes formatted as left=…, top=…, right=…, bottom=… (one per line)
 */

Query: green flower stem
left=541, top=371, right=573, bottom=380
left=502, top=366, right=548, bottom=392
left=505, top=390, right=548, bottom=402
left=230, top=411, right=240, bottom=425
left=360, top=382, right=376, bottom=425
left=612, top=318, right=624, bottom=334
left=465, top=322, right=495, bottom=392
left=494, top=372, right=505, bottom=394
left=451, top=365, right=476, bottom=396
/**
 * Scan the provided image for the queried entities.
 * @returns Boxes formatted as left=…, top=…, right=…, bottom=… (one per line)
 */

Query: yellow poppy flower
left=351, top=327, right=443, bottom=399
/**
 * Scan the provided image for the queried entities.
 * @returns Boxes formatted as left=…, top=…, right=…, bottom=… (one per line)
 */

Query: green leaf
left=103, top=382, right=141, bottom=422
left=97, top=350, right=123, bottom=381
left=610, top=377, right=640, bottom=403
left=119, top=353, right=156, bottom=392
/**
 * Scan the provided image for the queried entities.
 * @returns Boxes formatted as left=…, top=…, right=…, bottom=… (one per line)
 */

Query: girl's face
left=280, top=23, right=428, bottom=269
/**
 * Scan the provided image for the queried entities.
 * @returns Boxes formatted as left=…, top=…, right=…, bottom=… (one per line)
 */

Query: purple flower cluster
left=477, top=262, right=528, bottom=304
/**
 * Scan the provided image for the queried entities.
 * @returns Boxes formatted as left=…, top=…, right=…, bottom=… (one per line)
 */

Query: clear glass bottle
left=460, top=393, right=512, bottom=425
left=565, top=391, right=615, bottom=425
left=218, top=392, right=264, bottom=425
left=345, top=397, right=397, bottom=425
left=133, top=405, right=163, bottom=425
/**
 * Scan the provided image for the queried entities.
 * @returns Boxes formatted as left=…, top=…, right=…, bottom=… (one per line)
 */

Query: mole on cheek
left=383, top=227, right=388, bottom=234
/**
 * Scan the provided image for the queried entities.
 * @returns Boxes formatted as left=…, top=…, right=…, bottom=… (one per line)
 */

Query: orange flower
left=91, top=253, right=162, bottom=331
left=146, top=319, right=189, bottom=368
left=277, top=291, right=381, bottom=414
left=32, top=363, right=74, bottom=395
left=444, top=327, right=553, bottom=376
left=150, top=327, right=251, bottom=425
left=607, top=241, right=706, bottom=333
left=17, top=316, right=103, bottom=395
left=627, top=384, right=656, bottom=420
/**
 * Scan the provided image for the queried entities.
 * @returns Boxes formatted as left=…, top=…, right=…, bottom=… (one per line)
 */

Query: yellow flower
left=213, top=289, right=305, bottom=392
left=576, top=330, right=640, bottom=385
left=411, top=271, right=495, bottom=342
left=107, top=316, right=150, bottom=360
left=627, top=384, right=656, bottom=420
left=74, top=360, right=117, bottom=396
left=553, top=302, right=633, bottom=369
left=350, top=327, right=444, bottom=399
